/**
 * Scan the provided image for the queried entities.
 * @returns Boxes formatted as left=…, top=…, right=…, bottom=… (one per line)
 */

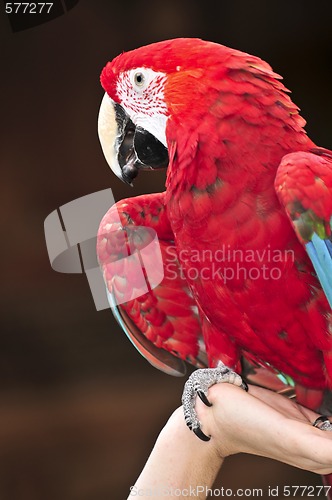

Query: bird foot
left=181, top=361, right=248, bottom=441
left=313, top=416, right=332, bottom=431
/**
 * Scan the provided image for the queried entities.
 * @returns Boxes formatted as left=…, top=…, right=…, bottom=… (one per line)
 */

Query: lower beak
left=98, top=94, right=169, bottom=185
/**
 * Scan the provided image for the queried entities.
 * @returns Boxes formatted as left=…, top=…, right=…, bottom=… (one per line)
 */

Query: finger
left=196, top=383, right=332, bottom=471
left=247, top=385, right=318, bottom=423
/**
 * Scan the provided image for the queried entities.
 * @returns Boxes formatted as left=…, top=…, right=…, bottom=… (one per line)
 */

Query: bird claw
left=182, top=361, right=248, bottom=441
left=197, top=390, right=213, bottom=407
left=193, top=426, right=211, bottom=442
left=313, top=415, right=332, bottom=431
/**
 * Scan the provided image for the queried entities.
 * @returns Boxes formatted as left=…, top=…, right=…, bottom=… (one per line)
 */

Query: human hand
left=195, top=383, right=332, bottom=474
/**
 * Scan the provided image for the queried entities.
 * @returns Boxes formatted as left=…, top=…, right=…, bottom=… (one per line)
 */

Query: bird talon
left=193, top=426, right=211, bottom=442
left=182, top=361, right=247, bottom=441
left=197, top=390, right=213, bottom=407
left=313, top=415, right=332, bottom=431
left=241, top=380, right=249, bottom=392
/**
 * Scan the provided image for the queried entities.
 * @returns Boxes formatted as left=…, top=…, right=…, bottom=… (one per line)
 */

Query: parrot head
left=98, top=39, right=178, bottom=185
left=98, top=38, right=281, bottom=185
left=98, top=38, right=226, bottom=184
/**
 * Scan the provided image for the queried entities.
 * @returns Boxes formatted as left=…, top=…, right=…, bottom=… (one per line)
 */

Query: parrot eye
left=134, top=72, right=145, bottom=88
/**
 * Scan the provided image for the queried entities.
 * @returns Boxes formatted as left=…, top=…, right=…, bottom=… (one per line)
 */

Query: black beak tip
left=121, top=163, right=139, bottom=186
left=121, top=175, right=134, bottom=187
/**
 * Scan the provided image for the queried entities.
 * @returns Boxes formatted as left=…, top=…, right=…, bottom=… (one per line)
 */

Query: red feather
left=98, top=37, right=332, bottom=399
left=99, top=37, right=332, bottom=429
left=99, top=38, right=332, bottom=493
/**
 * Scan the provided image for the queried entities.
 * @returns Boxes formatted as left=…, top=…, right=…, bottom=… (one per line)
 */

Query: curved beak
left=98, top=94, right=169, bottom=185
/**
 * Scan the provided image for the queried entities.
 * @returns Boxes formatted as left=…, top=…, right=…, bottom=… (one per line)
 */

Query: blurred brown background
left=1, top=1, right=332, bottom=499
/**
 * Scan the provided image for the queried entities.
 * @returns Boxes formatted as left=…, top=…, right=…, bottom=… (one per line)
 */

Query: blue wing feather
left=305, top=232, right=332, bottom=309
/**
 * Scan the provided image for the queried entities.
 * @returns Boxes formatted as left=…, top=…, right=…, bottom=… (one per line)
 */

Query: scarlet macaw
left=96, top=39, right=332, bottom=452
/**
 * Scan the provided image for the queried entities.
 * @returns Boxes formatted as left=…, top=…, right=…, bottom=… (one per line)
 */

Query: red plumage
left=98, top=39, right=332, bottom=410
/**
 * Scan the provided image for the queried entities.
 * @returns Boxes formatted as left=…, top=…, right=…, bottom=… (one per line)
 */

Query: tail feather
left=295, top=385, right=324, bottom=410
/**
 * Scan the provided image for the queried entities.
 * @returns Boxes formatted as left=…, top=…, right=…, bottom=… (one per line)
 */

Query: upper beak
left=98, top=93, right=169, bottom=185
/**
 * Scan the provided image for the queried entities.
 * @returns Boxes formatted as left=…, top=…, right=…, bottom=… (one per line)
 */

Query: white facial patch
left=98, top=93, right=123, bottom=179
left=116, top=67, right=168, bottom=147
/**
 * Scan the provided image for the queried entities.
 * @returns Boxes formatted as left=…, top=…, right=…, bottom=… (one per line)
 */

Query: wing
left=97, top=191, right=207, bottom=375
left=275, top=147, right=332, bottom=307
